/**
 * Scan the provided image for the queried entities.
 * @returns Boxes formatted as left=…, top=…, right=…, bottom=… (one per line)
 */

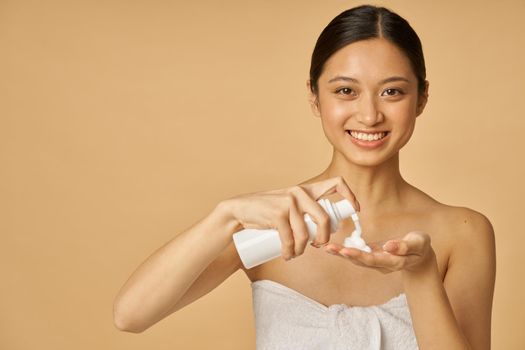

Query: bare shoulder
left=433, top=203, right=494, bottom=244
left=405, top=185, right=495, bottom=264
left=422, top=199, right=496, bottom=271
left=430, top=203, right=496, bottom=348
left=408, top=185, right=493, bottom=238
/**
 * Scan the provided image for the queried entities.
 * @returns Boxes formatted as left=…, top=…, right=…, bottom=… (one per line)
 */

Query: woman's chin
left=344, top=151, right=398, bottom=167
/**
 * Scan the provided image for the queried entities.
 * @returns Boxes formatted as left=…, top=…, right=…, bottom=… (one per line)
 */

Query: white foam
left=343, top=228, right=372, bottom=253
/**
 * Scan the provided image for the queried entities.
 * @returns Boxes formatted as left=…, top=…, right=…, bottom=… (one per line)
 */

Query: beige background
left=1, top=0, right=524, bottom=349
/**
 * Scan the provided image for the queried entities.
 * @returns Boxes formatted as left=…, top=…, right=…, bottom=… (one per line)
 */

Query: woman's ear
left=306, top=79, right=321, bottom=118
left=416, top=80, right=430, bottom=117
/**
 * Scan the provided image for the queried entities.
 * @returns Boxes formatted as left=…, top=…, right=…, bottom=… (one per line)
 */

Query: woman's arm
left=113, top=201, right=241, bottom=333
left=403, top=210, right=495, bottom=350
left=402, top=210, right=496, bottom=350
left=324, top=208, right=496, bottom=350
left=113, top=176, right=359, bottom=333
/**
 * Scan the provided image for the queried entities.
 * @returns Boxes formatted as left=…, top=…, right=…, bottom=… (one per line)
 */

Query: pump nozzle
left=336, top=200, right=372, bottom=253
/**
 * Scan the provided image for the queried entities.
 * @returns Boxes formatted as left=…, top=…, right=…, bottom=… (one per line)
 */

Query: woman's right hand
left=219, top=176, right=360, bottom=261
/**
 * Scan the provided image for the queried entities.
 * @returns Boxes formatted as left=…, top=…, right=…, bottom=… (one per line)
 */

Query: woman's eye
left=336, top=87, right=355, bottom=96
left=382, top=88, right=402, bottom=96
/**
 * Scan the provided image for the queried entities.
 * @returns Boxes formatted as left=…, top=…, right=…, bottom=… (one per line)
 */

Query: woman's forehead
left=320, top=38, right=417, bottom=84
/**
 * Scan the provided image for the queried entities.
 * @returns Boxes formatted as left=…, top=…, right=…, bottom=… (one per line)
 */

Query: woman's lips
left=346, top=130, right=390, bottom=149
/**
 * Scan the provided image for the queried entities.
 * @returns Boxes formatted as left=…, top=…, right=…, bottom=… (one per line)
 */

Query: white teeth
left=349, top=131, right=387, bottom=141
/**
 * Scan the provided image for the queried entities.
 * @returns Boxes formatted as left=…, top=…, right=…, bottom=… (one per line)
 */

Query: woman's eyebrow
left=327, top=76, right=360, bottom=84
left=380, top=76, right=410, bottom=84
left=327, top=75, right=410, bottom=84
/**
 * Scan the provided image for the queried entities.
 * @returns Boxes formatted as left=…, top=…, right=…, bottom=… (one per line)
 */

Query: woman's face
left=308, top=38, right=428, bottom=167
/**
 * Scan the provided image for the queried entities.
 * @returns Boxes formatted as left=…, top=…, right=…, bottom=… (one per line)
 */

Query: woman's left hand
left=324, top=230, right=435, bottom=274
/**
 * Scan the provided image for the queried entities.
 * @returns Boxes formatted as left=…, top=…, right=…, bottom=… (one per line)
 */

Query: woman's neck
left=320, top=150, right=408, bottom=215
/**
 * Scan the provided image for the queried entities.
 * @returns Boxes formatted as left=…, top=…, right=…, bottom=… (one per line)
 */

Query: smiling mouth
left=346, top=130, right=390, bottom=141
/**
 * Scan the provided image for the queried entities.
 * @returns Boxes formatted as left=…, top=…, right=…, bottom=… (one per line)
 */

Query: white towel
left=251, top=279, right=418, bottom=350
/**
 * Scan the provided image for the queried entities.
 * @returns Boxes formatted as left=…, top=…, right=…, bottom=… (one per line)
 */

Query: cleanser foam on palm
left=342, top=212, right=372, bottom=253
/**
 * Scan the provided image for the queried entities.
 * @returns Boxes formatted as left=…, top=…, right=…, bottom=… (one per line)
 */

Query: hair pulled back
left=309, top=5, right=426, bottom=95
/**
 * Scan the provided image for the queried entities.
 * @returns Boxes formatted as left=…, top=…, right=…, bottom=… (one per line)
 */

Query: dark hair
left=309, top=5, right=426, bottom=95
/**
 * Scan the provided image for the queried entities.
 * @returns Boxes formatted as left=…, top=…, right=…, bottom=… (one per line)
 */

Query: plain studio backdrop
left=1, top=0, right=524, bottom=349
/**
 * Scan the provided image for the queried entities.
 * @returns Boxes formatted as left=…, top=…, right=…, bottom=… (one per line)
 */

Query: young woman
left=113, top=5, right=496, bottom=349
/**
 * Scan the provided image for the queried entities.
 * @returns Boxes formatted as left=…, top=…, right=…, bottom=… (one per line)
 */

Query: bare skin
left=114, top=38, right=495, bottom=350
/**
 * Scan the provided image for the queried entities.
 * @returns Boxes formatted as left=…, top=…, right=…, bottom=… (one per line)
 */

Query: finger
left=325, top=246, right=394, bottom=272
left=332, top=250, right=388, bottom=272
left=288, top=196, right=310, bottom=256
left=382, top=240, right=401, bottom=254
left=340, top=247, right=391, bottom=268
left=364, top=252, right=406, bottom=270
left=300, top=176, right=360, bottom=212
left=405, top=231, right=430, bottom=254
left=326, top=247, right=368, bottom=266
left=274, top=211, right=295, bottom=261
left=338, top=247, right=362, bottom=257
left=367, top=241, right=387, bottom=253
left=287, top=186, right=331, bottom=247
left=384, top=231, right=429, bottom=256
left=324, top=243, right=341, bottom=251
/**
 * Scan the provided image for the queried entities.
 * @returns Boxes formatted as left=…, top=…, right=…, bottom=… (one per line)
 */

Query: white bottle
left=232, top=198, right=356, bottom=269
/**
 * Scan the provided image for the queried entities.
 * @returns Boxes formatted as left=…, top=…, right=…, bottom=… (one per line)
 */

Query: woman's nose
left=355, top=95, right=383, bottom=126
